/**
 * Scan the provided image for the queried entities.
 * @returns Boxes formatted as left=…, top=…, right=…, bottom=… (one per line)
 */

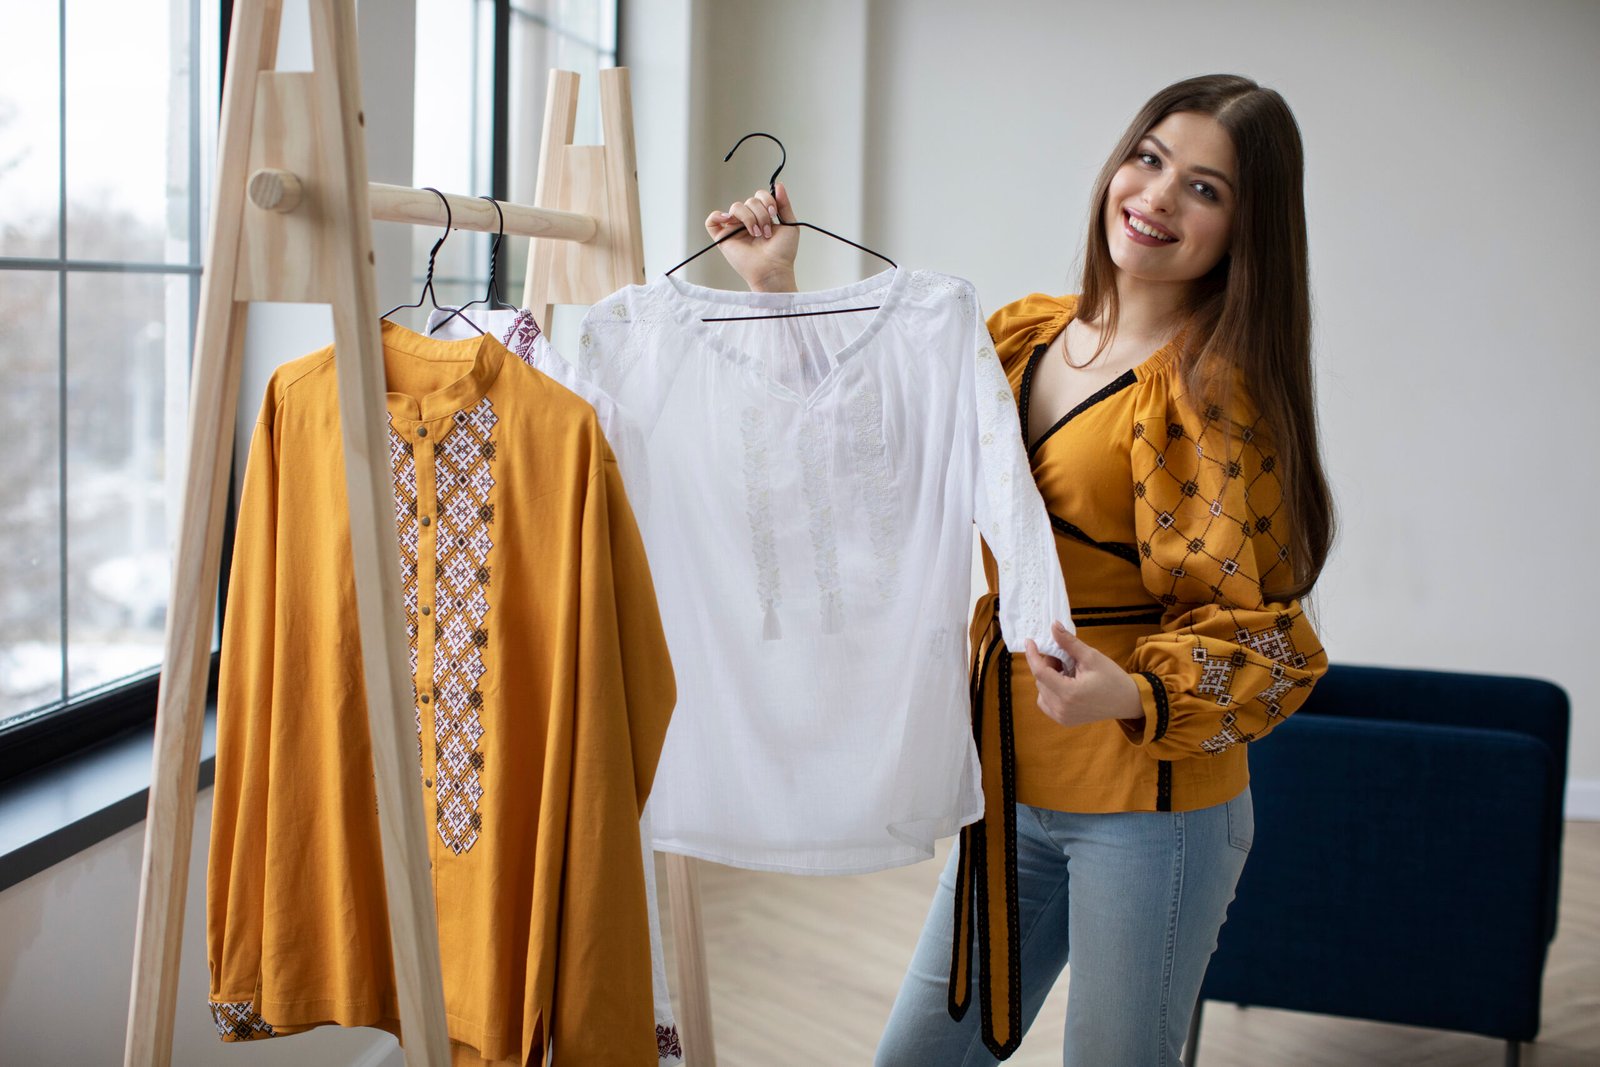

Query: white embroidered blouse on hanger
left=580, top=269, right=1073, bottom=874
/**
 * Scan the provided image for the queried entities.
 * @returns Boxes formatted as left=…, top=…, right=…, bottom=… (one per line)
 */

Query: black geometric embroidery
left=1237, top=623, right=1296, bottom=665
left=211, top=1000, right=275, bottom=1041
left=1200, top=710, right=1250, bottom=754
left=432, top=397, right=498, bottom=856
left=389, top=416, right=423, bottom=743
left=657, top=1024, right=684, bottom=1060
left=1194, top=646, right=1237, bottom=706
left=501, top=309, right=544, bottom=366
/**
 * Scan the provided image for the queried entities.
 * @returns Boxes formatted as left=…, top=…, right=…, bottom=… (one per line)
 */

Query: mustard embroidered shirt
left=207, top=322, right=676, bottom=1065
left=953, top=294, right=1329, bottom=1054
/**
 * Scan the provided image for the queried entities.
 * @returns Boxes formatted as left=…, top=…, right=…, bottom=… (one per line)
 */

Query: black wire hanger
left=428, top=195, right=514, bottom=335
left=665, top=133, right=896, bottom=322
left=380, top=187, right=484, bottom=335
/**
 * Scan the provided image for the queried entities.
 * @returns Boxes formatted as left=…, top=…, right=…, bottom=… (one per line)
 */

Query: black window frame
left=0, top=0, right=231, bottom=786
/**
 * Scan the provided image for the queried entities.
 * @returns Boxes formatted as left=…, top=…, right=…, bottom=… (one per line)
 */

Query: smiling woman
left=711, top=72, right=1334, bottom=1066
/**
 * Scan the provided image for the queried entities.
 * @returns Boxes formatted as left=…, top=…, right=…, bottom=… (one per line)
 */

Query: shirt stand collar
left=379, top=318, right=507, bottom=423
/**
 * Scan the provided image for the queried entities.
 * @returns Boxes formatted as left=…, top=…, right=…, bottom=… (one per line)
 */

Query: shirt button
left=423, top=778, right=433, bottom=789
left=421, top=516, right=431, bottom=527
left=420, top=693, right=431, bottom=704
left=417, top=426, right=428, bottom=437
left=421, top=605, right=431, bottom=616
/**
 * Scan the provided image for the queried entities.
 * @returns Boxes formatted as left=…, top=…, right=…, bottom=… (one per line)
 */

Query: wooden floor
left=658, top=821, right=1600, bottom=1066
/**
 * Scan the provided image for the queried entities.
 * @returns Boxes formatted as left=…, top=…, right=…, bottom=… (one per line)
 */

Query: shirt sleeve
left=207, top=396, right=279, bottom=1033
left=551, top=442, right=676, bottom=1063
left=1121, top=380, right=1328, bottom=760
left=965, top=285, right=1074, bottom=661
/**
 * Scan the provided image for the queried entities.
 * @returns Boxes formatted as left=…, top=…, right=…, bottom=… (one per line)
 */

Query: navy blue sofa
left=1188, top=664, right=1570, bottom=1067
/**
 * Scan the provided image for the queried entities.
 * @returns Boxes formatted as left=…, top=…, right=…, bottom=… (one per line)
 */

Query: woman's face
left=1103, top=111, right=1238, bottom=291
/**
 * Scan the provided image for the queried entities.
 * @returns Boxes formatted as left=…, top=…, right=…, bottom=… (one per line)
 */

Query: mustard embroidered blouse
left=954, top=294, right=1329, bottom=1052
left=207, top=322, right=676, bottom=1065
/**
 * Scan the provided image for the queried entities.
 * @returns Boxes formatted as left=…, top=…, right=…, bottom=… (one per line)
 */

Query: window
left=405, top=0, right=617, bottom=326
left=0, top=0, right=218, bottom=759
left=0, top=0, right=616, bottom=781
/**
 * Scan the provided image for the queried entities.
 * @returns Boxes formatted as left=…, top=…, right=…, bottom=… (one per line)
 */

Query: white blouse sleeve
left=963, top=287, right=1074, bottom=661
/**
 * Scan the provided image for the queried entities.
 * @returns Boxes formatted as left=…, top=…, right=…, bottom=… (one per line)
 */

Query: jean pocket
left=1225, top=788, right=1254, bottom=853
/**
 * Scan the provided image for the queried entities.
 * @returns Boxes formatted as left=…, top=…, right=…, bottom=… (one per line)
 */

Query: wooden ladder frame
left=118, top=1, right=692, bottom=1062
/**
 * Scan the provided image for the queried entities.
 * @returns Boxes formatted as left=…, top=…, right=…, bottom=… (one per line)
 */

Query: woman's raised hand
left=706, top=181, right=800, bottom=293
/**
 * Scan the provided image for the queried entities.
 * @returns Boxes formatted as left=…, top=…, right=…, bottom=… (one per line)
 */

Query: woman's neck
left=1105, top=275, right=1191, bottom=348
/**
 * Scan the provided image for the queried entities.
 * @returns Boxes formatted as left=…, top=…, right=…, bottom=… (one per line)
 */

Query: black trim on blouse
left=1023, top=355, right=1139, bottom=461
left=1047, top=512, right=1142, bottom=568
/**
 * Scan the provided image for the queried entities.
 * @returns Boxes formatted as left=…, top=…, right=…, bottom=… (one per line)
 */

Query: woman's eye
left=1192, top=182, right=1218, bottom=201
left=1138, top=151, right=1160, bottom=167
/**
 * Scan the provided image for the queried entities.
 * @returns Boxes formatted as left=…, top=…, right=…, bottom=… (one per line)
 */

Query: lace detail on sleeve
left=966, top=287, right=1072, bottom=658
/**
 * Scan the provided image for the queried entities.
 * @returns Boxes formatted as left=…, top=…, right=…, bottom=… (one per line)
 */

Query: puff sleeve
left=1121, top=377, right=1328, bottom=759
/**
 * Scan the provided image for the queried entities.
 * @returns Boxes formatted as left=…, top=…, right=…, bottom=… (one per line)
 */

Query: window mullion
left=56, top=0, right=68, bottom=707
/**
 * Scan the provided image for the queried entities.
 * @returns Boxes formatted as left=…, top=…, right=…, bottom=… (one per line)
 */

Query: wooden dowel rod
left=245, top=170, right=599, bottom=242
left=368, top=180, right=597, bottom=242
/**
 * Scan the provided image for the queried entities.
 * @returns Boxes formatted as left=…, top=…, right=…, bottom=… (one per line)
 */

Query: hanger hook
left=480, top=195, right=507, bottom=307
left=424, top=187, right=451, bottom=238
left=480, top=195, right=506, bottom=242
left=723, top=132, right=786, bottom=196
left=420, top=187, right=451, bottom=303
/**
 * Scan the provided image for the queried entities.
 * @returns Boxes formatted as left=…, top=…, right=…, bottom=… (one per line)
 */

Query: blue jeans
left=876, top=790, right=1253, bottom=1067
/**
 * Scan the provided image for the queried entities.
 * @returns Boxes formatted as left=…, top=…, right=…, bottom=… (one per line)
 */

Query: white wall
left=653, top=0, right=1600, bottom=801
left=0, top=790, right=402, bottom=1066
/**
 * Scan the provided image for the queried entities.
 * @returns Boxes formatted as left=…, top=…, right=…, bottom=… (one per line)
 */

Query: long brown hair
left=1080, top=74, right=1333, bottom=602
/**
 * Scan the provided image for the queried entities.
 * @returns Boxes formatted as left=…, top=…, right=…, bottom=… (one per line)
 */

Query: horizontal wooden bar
left=368, top=181, right=598, bottom=242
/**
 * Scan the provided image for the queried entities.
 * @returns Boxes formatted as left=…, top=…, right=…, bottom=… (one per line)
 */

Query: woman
left=709, top=73, right=1333, bottom=1065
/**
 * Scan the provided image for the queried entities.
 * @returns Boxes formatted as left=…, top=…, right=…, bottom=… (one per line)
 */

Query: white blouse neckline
left=655, top=267, right=910, bottom=407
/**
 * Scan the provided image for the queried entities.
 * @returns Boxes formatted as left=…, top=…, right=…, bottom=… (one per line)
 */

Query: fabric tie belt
left=949, top=591, right=1024, bottom=1059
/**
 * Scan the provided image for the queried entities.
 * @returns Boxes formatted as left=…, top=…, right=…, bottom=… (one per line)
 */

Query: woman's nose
left=1142, top=172, right=1179, bottom=213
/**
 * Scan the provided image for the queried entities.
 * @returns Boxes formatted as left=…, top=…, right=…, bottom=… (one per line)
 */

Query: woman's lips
left=1122, top=209, right=1177, bottom=247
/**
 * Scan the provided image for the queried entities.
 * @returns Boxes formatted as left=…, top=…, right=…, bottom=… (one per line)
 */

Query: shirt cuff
left=1121, top=671, right=1171, bottom=746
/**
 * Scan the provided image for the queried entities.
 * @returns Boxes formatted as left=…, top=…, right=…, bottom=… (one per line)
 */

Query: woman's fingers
left=1024, top=640, right=1066, bottom=683
left=705, top=210, right=738, bottom=239
left=738, top=194, right=774, bottom=238
left=726, top=200, right=765, bottom=239
left=704, top=186, right=793, bottom=242
left=773, top=181, right=797, bottom=224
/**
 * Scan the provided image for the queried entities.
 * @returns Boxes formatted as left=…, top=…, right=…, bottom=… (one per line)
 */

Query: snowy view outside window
left=0, top=0, right=216, bottom=731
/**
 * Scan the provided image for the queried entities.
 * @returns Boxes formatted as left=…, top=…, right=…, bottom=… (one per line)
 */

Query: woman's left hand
left=1023, top=621, right=1146, bottom=729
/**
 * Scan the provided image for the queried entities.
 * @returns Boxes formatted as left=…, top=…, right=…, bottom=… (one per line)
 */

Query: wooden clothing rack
left=121, top=1, right=720, bottom=1063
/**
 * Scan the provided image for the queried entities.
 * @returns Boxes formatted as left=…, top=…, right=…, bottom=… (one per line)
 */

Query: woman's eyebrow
left=1144, top=134, right=1236, bottom=191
